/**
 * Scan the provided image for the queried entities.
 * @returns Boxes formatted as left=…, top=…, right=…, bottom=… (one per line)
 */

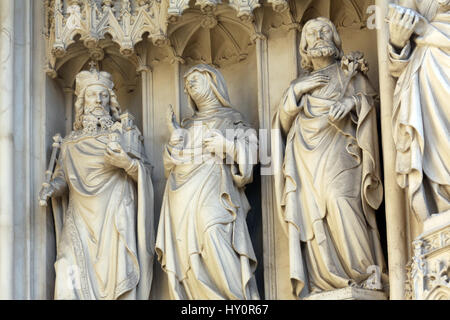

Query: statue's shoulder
left=62, top=130, right=105, bottom=144
left=62, top=130, right=85, bottom=143
left=62, top=131, right=76, bottom=143
left=289, top=72, right=311, bottom=87
left=210, top=107, right=250, bottom=128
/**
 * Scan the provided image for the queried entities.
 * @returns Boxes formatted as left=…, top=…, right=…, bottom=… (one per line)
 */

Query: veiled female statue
left=387, top=0, right=450, bottom=221
left=272, top=17, right=388, bottom=298
left=39, top=68, right=154, bottom=299
left=155, top=64, right=260, bottom=300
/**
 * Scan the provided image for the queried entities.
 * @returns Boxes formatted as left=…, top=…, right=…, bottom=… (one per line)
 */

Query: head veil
left=183, top=64, right=233, bottom=111
left=182, top=64, right=249, bottom=128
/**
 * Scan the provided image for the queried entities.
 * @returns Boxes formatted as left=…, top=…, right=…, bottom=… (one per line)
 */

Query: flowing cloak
left=50, top=133, right=154, bottom=300
left=272, top=62, right=386, bottom=297
left=155, top=107, right=260, bottom=300
left=389, top=8, right=450, bottom=221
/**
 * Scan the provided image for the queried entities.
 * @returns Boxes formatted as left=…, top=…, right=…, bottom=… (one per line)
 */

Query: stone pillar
left=376, top=0, right=408, bottom=300
left=0, top=0, right=15, bottom=299
left=173, top=60, right=182, bottom=122
left=63, top=88, right=74, bottom=135
left=138, top=65, right=154, bottom=160
left=255, top=34, right=277, bottom=300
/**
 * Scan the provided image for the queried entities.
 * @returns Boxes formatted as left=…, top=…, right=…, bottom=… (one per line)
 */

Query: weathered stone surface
left=0, top=0, right=448, bottom=300
left=305, top=287, right=388, bottom=300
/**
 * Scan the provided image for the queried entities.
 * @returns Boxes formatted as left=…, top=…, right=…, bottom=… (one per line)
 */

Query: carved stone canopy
left=44, top=0, right=374, bottom=78
left=168, top=6, right=258, bottom=67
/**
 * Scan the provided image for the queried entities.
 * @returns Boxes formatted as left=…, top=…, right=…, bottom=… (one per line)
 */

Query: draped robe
left=272, top=62, right=387, bottom=297
left=389, top=3, right=450, bottom=221
left=155, top=107, right=260, bottom=300
left=51, top=132, right=154, bottom=300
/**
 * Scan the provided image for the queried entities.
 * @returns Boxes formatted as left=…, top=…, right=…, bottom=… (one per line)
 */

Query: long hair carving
left=73, top=87, right=121, bottom=131
left=299, top=17, right=344, bottom=72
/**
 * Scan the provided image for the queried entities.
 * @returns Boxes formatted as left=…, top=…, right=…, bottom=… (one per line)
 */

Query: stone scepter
left=39, top=133, right=62, bottom=207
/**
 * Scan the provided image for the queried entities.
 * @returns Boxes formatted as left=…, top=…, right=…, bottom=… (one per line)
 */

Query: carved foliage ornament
left=168, top=0, right=264, bottom=23
left=47, top=0, right=169, bottom=61
left=407, top=226, right=450, bottom=300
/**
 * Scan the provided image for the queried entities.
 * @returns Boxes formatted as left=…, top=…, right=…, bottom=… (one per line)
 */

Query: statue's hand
left=166, top=104, right=180, bottom=134
left=204, top=130, right=233, bottom=159
left=105, top=142, right=133, bottom=170
left=39, top=182, right=55, bottom=206
left=388, top=5, right=420, bottom=49
left=293, top=74, right=329, bottom=98
left=168, top=128, right=186, bottom=148
left=329, top=97, right=355, bottom=121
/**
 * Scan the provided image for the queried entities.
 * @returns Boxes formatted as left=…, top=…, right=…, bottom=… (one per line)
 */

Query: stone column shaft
left=0, top=0, right=15, bottom=299
left=255, top=35, right=277, bottom=300
left=63, top=88, right=74, bottom=135
left=376, top=0, right=408, bottom=300
left=139, top=66, right=154, bottom=159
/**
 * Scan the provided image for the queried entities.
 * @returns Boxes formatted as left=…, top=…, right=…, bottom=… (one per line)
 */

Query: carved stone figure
left=387, top=0, right=450, bottom=222
left=155, top=64, right=260, bottom=300
left=38, top=67, right=154, bottom=300
left=272, top=17, right=388, bottom=298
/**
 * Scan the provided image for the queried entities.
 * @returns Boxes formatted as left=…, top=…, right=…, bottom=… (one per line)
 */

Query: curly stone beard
left=307, top=41, right=338, bottom=58
left=81, top=114, right=114, bottom=134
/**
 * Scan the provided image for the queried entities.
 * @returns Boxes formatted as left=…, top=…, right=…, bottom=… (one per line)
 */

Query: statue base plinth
left=304, top=287, right=387, bottom=300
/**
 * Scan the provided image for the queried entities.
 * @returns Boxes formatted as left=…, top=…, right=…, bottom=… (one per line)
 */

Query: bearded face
left=81, top=84, right=114, bottom=131
left=304, top=21, right=338, bottom=58
left=84, top=84, right=111, bottom=117
left=307, top=41, right=337, bottom=58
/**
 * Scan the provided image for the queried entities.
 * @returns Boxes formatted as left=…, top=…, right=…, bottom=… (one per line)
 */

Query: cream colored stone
left=3, top=0, right=450, bottom=301
left=155, top=64, right=260, bottom=300
left=38, top=67, right=155, bottom=300
left=0, top=0, right=15, bottom=300
left=375, top=0, right=409, bottom=301
left=46, top=0, right=168, bottom=74
left=387, top=0, right=450, bottom=223
left=385, top=0, right=450, bottom=300
left=305, top=287, right=387, bottom=300
left=272, top=17, right=388, bottom=299
left=406, top=210, right=450, bottom=300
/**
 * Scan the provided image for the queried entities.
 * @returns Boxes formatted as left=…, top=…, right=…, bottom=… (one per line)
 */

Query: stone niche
left=39, top=0, right=386, bottom=300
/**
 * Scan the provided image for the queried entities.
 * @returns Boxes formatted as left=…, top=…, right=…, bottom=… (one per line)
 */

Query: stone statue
left=155, top=64, right=260, bottom=300
left=387, top=0, right=450, bottom=222
left=38, top=67, right=154, bottom=300
left=272, top=17, right=388, bottom=298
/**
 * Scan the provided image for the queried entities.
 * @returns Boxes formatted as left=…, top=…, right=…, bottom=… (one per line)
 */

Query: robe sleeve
left=278, top=84, right=303, bottom=136
left=388, top=41, right=412, bottom=78
left=134, top=159, right=155, bottom=299
left=329, top=72, right=383, bottom=227
left=350, top=73, right=384, bottom=225
left=51, top=153, right=68, bottom=197
left=271, top=83, right=301, bottom=237
left=228, top=122, right=258, bottom=188
left=163, top=143, right=182, bottom=179
left=50, top=148, right=69, bottom=251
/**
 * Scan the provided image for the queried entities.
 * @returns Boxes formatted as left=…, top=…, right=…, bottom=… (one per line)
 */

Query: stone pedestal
left=304, top=287, right=387, bottom=300
left=407, top=210, right=450, bottom=300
